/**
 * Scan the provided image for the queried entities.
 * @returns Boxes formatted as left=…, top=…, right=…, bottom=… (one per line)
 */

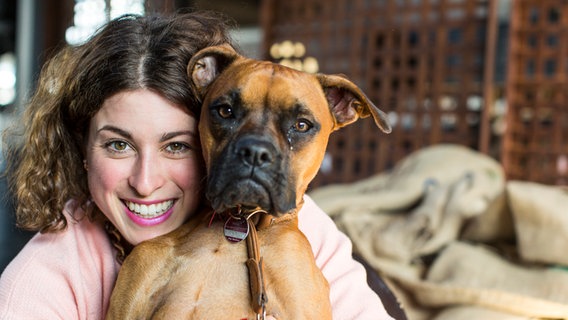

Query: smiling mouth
left=124, top=200, right=174, bottom=219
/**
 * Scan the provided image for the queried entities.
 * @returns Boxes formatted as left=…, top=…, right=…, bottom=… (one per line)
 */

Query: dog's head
left=188, top=44, right=391, bottom=217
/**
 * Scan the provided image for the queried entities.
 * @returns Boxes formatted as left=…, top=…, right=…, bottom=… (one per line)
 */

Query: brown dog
left=106, top=44, right=391, bottom=319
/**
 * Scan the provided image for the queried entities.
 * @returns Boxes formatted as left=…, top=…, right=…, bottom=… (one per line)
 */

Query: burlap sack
left=311, top=144, right=511, bottom=260
left=433, top=306, right=532, bottom=320
left=395, top=242, right=568, bottom=319
left=309, top=144, right=504, bottom=217
left=310, top=145, right=568, bottom=319
left=367, top=172, right=500, bottom=262
left=507, top=180, right=568, bottom=266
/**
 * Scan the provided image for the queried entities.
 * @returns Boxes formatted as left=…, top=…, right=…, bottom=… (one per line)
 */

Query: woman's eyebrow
left=97, top=125, right=132, bottom=139
left=160, top=130, right=197, bottom=142
left=96, top=126, right=196, bottom=142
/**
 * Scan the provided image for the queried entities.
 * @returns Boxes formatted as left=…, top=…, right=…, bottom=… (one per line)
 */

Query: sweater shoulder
left=0, top=203, right=118, bottom=319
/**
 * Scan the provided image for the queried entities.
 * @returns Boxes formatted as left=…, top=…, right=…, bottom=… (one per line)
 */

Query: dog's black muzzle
left=206, top=135, right=296, bottom=216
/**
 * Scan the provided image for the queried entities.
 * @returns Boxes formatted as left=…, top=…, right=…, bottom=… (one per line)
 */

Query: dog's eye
left=294, top=119, right=312, bottom=133
left=217, top=105, right=233, bottom=119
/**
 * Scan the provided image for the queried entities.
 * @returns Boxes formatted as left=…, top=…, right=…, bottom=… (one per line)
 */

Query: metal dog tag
left=224, top=217, right=249, bottom=243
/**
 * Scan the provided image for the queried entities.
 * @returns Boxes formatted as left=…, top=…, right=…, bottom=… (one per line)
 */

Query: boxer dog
left=106, top=44, right=391, bottom=319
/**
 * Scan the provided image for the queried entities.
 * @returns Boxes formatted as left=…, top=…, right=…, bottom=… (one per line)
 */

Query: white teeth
left=125, top=200, right=174, bottom=218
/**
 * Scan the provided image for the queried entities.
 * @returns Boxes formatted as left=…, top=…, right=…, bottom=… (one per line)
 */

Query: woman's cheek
left=173, top=156, right=205, bottom=203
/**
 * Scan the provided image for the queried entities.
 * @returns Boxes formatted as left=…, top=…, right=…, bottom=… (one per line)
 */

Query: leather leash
left=245, top=217, right=268, bottom=320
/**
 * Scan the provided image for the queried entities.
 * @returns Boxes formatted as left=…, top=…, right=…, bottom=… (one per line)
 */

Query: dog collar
left=214, top=205, right=299, bottom=242
left=222, top=208, right=265, bottom=243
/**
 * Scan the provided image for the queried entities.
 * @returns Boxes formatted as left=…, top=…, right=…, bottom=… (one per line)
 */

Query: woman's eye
left=106, top=140, right=130, bottom=152
left=294, top=119, right=312, bottom=133
left=165, top=142, right=189, bottom=153
left=217, top=105, right=233, bottom=119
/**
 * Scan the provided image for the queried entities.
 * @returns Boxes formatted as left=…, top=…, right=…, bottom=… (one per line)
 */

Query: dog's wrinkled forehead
left=206, top=60, right=330, bottom=117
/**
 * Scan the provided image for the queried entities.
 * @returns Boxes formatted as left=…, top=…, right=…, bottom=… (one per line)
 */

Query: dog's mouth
left=208, top=178, right=275, bottom=214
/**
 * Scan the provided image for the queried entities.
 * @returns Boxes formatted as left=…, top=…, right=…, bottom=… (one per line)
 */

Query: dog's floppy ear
left=188, top=44, right=241, bottom=100
left=317, top=74, right=392, bottom=133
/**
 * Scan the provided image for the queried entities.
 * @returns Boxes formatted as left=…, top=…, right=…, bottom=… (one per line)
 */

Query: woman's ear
left=187, top=44, right=240, bottom=100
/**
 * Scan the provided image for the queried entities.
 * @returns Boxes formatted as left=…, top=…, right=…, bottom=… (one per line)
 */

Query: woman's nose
left=128, top=153, right=166, bottom=197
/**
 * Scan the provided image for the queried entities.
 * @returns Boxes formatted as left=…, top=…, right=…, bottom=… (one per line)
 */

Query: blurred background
left=1, top=0, right=567, bottom=273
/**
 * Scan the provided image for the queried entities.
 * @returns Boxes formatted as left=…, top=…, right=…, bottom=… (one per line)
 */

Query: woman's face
left=86, top=89, right=204, bottom=245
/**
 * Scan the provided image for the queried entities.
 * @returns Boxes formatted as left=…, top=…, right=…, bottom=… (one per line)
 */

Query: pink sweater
left=0, top=195, right=392, bottom=319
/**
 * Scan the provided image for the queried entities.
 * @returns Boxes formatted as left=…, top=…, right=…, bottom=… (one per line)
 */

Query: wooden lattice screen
left=503, top=0, right=568, bottom=185
left=261, top=0, right=497, bottom=188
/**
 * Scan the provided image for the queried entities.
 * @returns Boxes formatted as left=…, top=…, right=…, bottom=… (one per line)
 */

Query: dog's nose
left=236, top=138, right=275, bottom=167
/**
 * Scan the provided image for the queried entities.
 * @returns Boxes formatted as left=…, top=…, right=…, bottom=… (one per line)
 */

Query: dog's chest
left=108, top=218, right=330, bottom=319
left=146, top=222, right=256, bottom=318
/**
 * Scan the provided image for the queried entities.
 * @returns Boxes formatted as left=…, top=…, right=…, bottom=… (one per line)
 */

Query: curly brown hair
left=3, top=11, right=236, bottom=234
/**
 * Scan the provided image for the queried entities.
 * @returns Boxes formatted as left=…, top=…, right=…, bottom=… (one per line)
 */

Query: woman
left=0, top=11, right=392, bottom=319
